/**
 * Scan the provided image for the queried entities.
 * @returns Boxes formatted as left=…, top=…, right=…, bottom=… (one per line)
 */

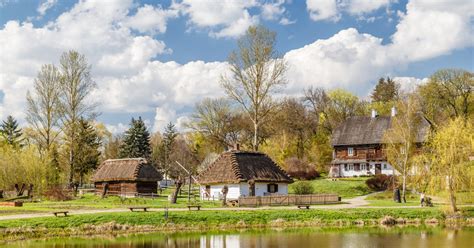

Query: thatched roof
left=92, top=158, right=162, bottom=183
left=197, top=151, right=293, bottom=184
left=332, top=115, right=430, bottom=146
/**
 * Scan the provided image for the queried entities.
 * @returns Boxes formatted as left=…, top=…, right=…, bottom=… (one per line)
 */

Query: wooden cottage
left=92, top=158, right=162, bottom=196
left=330, top=109, right=430, bottom=177
left=197, top=150, right=293, bottom=200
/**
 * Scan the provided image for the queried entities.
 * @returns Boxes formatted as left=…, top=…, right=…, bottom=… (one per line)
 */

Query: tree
left=0, top=115, right=24, bottom=147
left=26, top=64, right=61, bottom=153
left=304, top=87, right=329, bottom=131
left=324, top=89, right=367, bottom=131
left=58, top=50, right=97, bottom=187
left=418, top=69, right=473, bottom=126
left=371, top=77, right=400, bottom=102
left=427, top=118, right=473, bottom=212
left=189, top=98, right=242, bottom=151
left=384, top=96, right=426, bottom=203
left=157, top=122, right=178, bottom=184
left=74, top=119, right=101, bottom=185
left=221, top=25, right=287, bottom=151
left=102, top=135, right=122, bottom=160
left=119, top=117, right=151, bottom=159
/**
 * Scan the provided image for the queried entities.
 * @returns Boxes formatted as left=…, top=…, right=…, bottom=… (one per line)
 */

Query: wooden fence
left=238, top=194, right=340, bottom=207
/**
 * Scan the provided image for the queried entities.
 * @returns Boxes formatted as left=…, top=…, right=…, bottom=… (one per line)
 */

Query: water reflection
left=5, top=227, right=473, bottom=248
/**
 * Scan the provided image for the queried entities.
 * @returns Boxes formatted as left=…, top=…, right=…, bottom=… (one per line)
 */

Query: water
left=5, top=227, right=474, bottom=248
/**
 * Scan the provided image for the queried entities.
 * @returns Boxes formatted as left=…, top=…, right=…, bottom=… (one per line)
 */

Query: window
left=383, top=164, right=387, bottom=169
left=267, top=184, right=278, bottom=193
left=366, top=164, right=370, bottom=171
left=348, top=164, right=354, bottom=171
left=344, top=164, right=349, bottom=171
left=361, top=164, right=365, bottom=171
left=354, top=164, right=360, bottom=171
left=348, top=147, right=354, bottom=156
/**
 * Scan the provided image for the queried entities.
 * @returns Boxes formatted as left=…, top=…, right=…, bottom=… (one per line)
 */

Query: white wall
left=338, top=162, right=396, bottom=177
left=201, top=182, right=289, bottom=199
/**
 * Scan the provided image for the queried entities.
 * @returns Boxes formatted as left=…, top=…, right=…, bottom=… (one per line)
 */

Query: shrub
left=43, top=187, right=73, bottom=201
left=291, top=181, right=315, bottom=195
left=365, top=174, right=397, bottom=191
left=285, top=157, right=319, bottom=180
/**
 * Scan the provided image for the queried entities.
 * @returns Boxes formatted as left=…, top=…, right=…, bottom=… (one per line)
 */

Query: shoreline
left=1, top=207, right=473, bottom=241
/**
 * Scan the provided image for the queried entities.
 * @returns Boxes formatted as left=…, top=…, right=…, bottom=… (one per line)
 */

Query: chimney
left=234, top=143, right=240, bottom=151
left=391, top=107, right=397, bottom=117
left=371, top=109, right=377, bottom=118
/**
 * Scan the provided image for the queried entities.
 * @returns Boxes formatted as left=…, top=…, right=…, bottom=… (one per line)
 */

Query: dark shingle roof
left=197, top=151, right=293, bottom=184
left=92, top=158, right=162, bottom=182
left=332, top=115, right=430, bottom=146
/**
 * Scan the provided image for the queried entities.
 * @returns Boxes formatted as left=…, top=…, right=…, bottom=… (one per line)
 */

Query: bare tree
left=303, top=87, right=329, bottom=132
left=58, top=50, right=98, bottom=188
left=26, top=64, right=62, bottom=153
left=221, top=26, right=287, bottom=151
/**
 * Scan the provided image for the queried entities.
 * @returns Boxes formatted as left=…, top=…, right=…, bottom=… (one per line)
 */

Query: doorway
left=375, top=164, right=382, bottom=175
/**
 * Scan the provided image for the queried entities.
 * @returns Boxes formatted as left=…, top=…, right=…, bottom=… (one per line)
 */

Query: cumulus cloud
left=306, top=0, right=394, bottom=21
left=37, top=0, right=58, bottom=16
left=261, top=0, right=286, bottom=21
left=393, top=77, right=429, bottom=93
left=306, top=0, right=340, bottom=21
left=123, top=4, right=178, bottom=34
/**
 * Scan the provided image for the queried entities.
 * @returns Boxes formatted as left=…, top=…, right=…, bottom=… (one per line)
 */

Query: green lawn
left=366, top=191, right=420, bottom=207
left=289, top=177, right=374, bottom=198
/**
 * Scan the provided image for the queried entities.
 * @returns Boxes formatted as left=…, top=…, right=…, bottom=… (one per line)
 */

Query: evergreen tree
left=0, top=115, right=24, bottom=147
left=371, top=77, right=400, bottom=102
left=119, top=117, right=151, bottom=159
left=157, top=122, right=178, bottom=183
left=74, top=119, right=101, bottom=185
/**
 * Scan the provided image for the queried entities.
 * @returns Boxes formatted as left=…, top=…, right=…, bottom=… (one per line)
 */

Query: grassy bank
left=290, top=177, right=373, bottom=198
left=1, top=207, right=472, bottom=241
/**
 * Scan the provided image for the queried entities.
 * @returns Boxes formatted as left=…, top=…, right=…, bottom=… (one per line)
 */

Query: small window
left=267, top=184, right=278, bottom=193
left=354, top=164, right=360, bottom=171
left=344, top=164, right=349, bottom=171
left=383, top=164, right=387, bottom=169
left=348, top=147, right=354, bottom=156
left=366, top=164, right=370, bottom=171
left=348, top=164, right=354, bottom=171
left=361, top=164, right=365, bottom=171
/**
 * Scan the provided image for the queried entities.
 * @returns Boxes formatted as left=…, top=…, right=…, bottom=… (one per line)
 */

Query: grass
left=289, top=177, right=373, bottom=198
left=0, top=207, right=457, bottom=229
left=366, top=191, right=420, bottom=207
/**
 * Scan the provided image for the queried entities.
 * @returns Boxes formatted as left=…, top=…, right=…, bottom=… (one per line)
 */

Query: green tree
left=427, top=118, right=473, bottom=212
left=119, top=117, right=151, bottom=159
left=58, top=50, right=97, bottom=187
left=371, top=77, right=400, bottom=102
left=418, top=69, right=473, bottom=126
left=324, top=89, right=367, bottom=131
left=221, top=25, right=287, bottom=151
left=0, top=115, right=24, bottom=147
left=157, top=122, right=178, bottom=184
left=74, top=119, right=101, bottom=186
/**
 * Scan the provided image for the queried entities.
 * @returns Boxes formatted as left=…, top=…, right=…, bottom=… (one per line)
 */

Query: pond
left=4, top=227, right=474, bottom=248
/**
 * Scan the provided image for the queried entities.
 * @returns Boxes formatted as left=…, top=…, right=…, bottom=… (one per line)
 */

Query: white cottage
left=197, top=149, right=293, bottom=200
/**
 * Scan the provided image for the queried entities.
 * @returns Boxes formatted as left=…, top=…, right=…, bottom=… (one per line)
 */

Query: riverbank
left=1, top=207, right=473, bottom=241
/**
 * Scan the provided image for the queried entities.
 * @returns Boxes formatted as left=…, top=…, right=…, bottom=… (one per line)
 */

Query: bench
left=187, top=205, right=201, bottom=211
left=297, top=205, right=310, bottom=209
left=53, top=211, right=69, bottom=217
left=129, top=207, right=148, bottom=212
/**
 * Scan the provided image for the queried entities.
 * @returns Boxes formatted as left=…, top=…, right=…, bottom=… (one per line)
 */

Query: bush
left=365, top=174, right=397, bottom=191
left=290, top=181, right=315, bottom=195
left=285, top=157, right=319, bottom=180
left=43, top=187, right=73, bottom=201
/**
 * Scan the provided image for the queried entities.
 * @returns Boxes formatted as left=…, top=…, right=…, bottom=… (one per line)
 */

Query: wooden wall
left=94, top=181, right=157, bottom=196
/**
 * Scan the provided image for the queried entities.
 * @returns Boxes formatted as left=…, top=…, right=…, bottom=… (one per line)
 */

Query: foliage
left=290, top=181, right=315, bottom=194
left=73, top=119, right=101, bottom=185
left=285, top=157, right=319, bottom=180
left=119, top=117, right=151, bottom=159
left=426, top=118, right=473, bottom=212
left=365, top=175, right=397, bottom=191
left=43, top=186, right=73, bottom=201
left=417, top=69, right=473, bottom=126
left=0, top=145, right=52, bottom=195
left=371, top=77, right=400, bottom=102
left=221, top=25, right=287, bottom=151
left=26, top=64, right=61, bottom=153
left=155, top=122, right=178, bottom=178
left=102, top=135, right=122, bottom=161
left=324, top=89, right=368, bottom=132
left=0, top=115, right=24, bottom=147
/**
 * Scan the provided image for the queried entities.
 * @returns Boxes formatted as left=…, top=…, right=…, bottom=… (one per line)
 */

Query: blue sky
left=0, top=0, right=472, bottom=133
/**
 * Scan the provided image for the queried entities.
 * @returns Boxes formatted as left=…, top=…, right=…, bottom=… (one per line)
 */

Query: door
left=375, top=164, right=381, bottom=175
left=249, top=182, right=255, bottom=196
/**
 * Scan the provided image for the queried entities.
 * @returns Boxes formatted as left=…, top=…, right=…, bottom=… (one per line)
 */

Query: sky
left=0, top=0, right=473, bottom=134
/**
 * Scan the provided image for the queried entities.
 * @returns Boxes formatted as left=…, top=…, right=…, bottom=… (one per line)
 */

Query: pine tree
left=119, top=117, right=151, bottom=159
left=74, top=119, right=101, bottom=185
left=157, top=122, right=178, bottom=184
left=0, top=115, right=24, bottom=147
left=371, top=77, right=400, bottom=102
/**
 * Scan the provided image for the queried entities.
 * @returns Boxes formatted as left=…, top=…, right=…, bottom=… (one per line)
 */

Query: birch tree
left=58, top=50, right=97, bottom=188
left=221, top=26, right=287, bottom=151
left=26, top=64, right=61, bottom=153
left=384, top=96, right=426, bottom=203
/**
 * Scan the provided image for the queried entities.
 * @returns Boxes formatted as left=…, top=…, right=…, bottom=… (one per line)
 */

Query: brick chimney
left=371, top=109, right=378, bottom=118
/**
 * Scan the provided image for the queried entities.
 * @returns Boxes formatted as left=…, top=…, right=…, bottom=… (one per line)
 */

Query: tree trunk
left=171, top=179, right=183, bottom=204
left=253, top=122, right=259, bottom=151
left=68, top=147, right=74, bottom=188
left=448, top=180, right=458, bottom=212
left=402, top=173, right=407, bottom=203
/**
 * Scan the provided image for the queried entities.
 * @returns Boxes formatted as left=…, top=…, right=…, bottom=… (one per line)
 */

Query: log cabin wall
left=334, top=145, right=386, bottom=161
left=94, top=181, right=155, bottom=196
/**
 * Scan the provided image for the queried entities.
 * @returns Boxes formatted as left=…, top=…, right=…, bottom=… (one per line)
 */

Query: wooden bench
left=129, top=207, right=148, bottom=212
left=187, top=205, right=201, bottom=211
left=53, top=211, right=69, bottom=217
left=297, top=205, right=310, bottom=209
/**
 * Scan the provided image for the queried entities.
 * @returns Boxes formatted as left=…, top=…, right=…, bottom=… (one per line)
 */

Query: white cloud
left=105, top=122, right=128, bottom=135
left=123, top=4, right=178, bottom=34
left=306, top=0, right=340, bottom=21
left=393, top=77, right=429, bottom=93
left=153, top=105, right=176, bottom=132
left=279, top=17, right=296, bottom=25
left=37, top=0, right=57, bottom=16
left=210, top=11, right=259, bottom=38
left=346, top=0, right=391, bottom=15
left=261, top=0, right=285, bottom=21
